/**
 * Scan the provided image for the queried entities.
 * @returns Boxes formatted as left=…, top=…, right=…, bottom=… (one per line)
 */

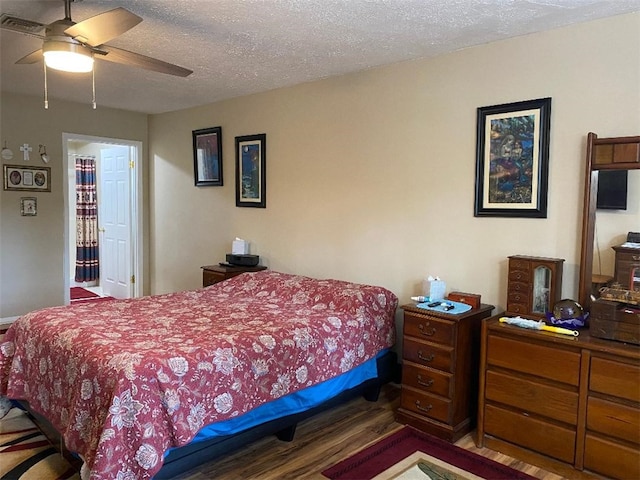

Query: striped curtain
left=74, top=157, right=99, bottom=282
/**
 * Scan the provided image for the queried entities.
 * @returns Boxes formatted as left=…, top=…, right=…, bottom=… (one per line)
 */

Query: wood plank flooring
left=175, top=383, right=568, bottom=480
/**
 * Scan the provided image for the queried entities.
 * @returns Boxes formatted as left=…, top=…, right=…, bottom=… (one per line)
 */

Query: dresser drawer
left=507, top=291, right=530, bottom=304
left=587, top=396, right=640, bottom=444
left=507, top=280, right=529, bottom=293
left=403, top=338, right=453, bottom=373
left=484, top=404, right=576, bottom=464
left=203, top=270, right=226, bottom=286
left=485, top=370, right=578, bottom=425
left=615, top=250, right=640, bottom=263
left=508, top=270, right=530, bottom=283
left=590, top=357, right=640, bottom=403
left=402, top=362, right=451, bottom=398
left=584, top=434, right=640, bottom=480
left=403, top=312, right=454, bottom=346
left=509, top=257, right=531, bottom=272
left=505, top=303, right=529, bottom=315
left=487, top=335, right=580, bottom=386
left=400, top=387, right=451, bottom=424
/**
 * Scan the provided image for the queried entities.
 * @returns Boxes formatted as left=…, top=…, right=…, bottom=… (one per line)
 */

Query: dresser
left=201, top=264, right=267, bottom=287
left=477, top=316, right=640, bottom=480
left=396, top=303, right=494, bottom=442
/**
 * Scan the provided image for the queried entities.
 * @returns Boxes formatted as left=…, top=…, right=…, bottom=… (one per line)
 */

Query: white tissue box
left=232, top=239, right=249, bottom=255
left=428, top=280, right=446, bottom=301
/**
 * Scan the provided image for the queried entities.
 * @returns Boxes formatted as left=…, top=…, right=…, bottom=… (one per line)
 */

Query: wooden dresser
left=477, top=316, right=640, bottom=480
left=612, top=244, right=640, bottom=289
left=396, top=303, right=494, bottom=442
left=201, top=264, right=267, bottom=287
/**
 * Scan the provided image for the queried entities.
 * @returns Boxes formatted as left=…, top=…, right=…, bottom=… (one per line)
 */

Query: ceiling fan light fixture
left=43, top=41, right=94, bottom=73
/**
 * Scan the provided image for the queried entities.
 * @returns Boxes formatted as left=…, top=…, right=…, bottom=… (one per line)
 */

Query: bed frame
left=19, top=350, right=398, bottom=478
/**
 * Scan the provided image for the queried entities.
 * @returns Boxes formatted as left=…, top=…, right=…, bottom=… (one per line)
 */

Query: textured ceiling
left=1, top=0, right=639, bottom=114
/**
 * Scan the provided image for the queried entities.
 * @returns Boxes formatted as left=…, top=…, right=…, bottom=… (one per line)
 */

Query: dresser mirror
left=578, top=133, right=640, bottom=311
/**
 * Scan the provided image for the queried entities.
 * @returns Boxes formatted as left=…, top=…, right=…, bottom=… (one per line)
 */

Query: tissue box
left=428, top=280, right=446, bottom=302
left=232, top=239, right=249, bottom=255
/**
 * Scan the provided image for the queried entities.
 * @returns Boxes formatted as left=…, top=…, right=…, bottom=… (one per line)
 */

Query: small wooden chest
left=590, top=299, right=640, bottom=345
left=447, top=291, right=481, bottom=309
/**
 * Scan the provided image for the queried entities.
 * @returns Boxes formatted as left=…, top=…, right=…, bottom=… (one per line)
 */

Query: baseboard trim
left=0, top=316, right=19, bottom=333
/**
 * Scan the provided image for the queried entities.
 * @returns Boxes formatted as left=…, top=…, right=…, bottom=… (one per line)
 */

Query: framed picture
left=235, top=133, right=266, bottom=208
left=3, top=164, right=51, bottom=192
left=20, top=197, right=37, bottom=216
left=474, top=97, right=551, bottom=218
left=193, top=126, right=223, bottom=186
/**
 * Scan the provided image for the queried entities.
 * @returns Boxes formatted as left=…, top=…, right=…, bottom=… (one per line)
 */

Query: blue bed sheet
left=167, top=349, right=386, bottom=455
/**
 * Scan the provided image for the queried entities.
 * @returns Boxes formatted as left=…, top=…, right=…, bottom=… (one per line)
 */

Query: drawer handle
left=415, top=400, right=433, bottom=413
left=417, top=375, right=434, bottom=388
left=418, top=351, right=434, bottom=363
left=633, top=255, right=640, bottom=261
left=418, top=323, right=436, bottom=336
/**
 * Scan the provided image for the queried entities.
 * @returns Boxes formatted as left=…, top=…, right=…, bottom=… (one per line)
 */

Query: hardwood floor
left=175, top=383, right=569, bottom=480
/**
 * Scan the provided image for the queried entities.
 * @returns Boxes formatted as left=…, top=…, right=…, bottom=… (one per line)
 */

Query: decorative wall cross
left=20, top=143, right=32, bottom=161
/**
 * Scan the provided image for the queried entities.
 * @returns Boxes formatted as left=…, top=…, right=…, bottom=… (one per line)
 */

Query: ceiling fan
left=1, top=0, right=192, bottom=77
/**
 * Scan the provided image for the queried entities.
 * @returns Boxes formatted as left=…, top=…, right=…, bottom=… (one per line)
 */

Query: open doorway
left=62, top=133, right=143, bottom=304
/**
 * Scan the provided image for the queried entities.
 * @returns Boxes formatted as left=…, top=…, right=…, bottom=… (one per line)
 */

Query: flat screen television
left=596, top=170, right=628, bottom=210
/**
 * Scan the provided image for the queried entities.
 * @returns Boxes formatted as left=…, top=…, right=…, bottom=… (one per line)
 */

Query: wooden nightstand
left=396, top=302, right=494, bottom=442
left=201, top=264, right=267, bottom=287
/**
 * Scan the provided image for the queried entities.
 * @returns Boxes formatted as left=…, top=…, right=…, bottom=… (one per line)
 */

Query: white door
left=99, top=146, right=131, bottom=299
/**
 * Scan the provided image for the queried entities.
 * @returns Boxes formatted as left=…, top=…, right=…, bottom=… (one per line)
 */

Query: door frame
left=62, top=133, right=143, bottom=304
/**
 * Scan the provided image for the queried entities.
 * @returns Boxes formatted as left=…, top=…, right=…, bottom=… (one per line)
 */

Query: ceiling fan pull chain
left=92, top=65, right=96, bottom=109
left=43, top=62, right=48, bottom=110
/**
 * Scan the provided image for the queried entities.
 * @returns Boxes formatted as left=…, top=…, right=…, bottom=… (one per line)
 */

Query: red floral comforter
left=0, top=271, right=397, bottom=479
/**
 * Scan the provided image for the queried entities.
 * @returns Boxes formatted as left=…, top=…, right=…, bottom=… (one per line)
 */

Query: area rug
left=69, top=287, right=99, bottom=300
left=0, top=407, right=80, bottom=480
left=71, top=296, right=116, bottom=304
left=322, top=426, right=536, bottom=480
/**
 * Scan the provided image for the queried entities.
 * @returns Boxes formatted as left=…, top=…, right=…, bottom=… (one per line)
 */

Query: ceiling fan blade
left=64, top=7, right=142, bottom=47
left=16, top=49, right=43, bottom=64
left=100, top=45, right=193, bottom=77
left=0, top=14, right=45, bottom=38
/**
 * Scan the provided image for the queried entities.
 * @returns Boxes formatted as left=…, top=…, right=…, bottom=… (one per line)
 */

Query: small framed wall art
left=20, top=197, right=37, bottom=216
left=192, top=126, right=223, bottom=186
left=235, top=133, right=266, bottom=208
left=474, top=97, right=551, bottom=218
left=3, top=164, right=51, bottom=192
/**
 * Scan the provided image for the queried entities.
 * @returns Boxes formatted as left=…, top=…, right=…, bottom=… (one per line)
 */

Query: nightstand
left=396, top=302, right=494, bottom=442
left=201, top=264, right=267, bottom=287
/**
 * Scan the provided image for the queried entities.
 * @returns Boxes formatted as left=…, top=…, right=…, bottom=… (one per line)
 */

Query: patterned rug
left=69, top=287, right=99, bottom=300
left=322, top=426, right=537, bottom=480
left=0, top=407, right=80, bottom=480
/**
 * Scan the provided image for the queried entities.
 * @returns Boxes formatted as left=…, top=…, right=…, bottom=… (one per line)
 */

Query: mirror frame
left=578, top=133, right=640, bottom=311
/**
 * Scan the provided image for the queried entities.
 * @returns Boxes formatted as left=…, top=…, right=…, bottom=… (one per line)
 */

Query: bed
left=0, top=270, right=398, bottom=479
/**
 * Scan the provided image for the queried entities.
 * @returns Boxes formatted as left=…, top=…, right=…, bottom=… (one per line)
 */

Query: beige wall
left=0, top=93, right=148, bottom=317
left=1, top=13, right=638, bottom=320
left=149, top=13, right=640, bottom=313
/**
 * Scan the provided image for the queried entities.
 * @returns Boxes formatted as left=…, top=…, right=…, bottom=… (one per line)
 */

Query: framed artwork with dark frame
left=474, top=97, right=551, bottom=218
left=235, top=133, right=266, bottom=208
left=192, top=126, right=223, bottom=186
left=3, top=164, right=51, bottom=192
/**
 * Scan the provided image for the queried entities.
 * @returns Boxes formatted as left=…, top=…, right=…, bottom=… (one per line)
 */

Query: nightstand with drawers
left=201, top=264, right=267, bottom=287
left=396, top=303, right=494, bottom=442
